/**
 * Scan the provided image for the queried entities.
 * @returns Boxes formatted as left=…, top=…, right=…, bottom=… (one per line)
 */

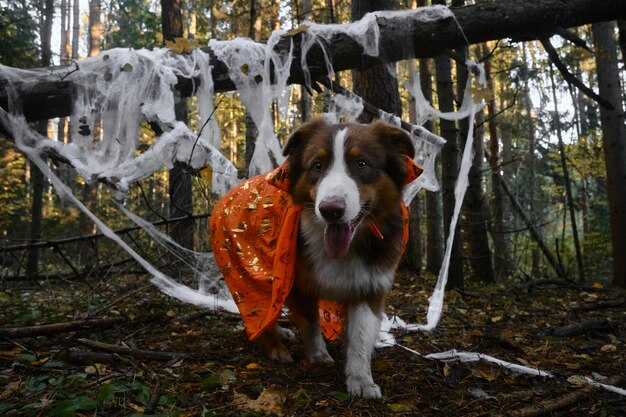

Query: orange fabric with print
left=210, top=157, right=422, bottom=342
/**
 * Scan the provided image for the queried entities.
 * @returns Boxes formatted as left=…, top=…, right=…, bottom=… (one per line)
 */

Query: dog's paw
left=346, top=375, right=382, bottom=399
left=267, top=343, right=294, bottom=363
left=273, top=325, right=296, bottom=342
left=307, top=349, right=334, bottom=365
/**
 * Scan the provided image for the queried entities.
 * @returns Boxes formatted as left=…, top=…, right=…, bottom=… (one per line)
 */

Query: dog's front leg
left=345, top=300, right=383, bottom=399
left=286, top=288, right=334, bottom=364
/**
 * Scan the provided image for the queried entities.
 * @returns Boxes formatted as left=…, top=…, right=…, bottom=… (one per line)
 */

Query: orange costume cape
left=210, top=158, right=422, bottom=341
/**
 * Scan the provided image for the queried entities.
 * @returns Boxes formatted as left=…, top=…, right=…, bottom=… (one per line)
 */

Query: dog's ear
left=371, top=120, right=421, bottom=186
left=283, top=118, right=329, bottom=157
left=370, top=120, right=415, bottom=159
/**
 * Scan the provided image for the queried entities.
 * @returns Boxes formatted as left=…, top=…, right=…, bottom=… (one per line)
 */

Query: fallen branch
left=143, top=372, right=162, bottom=415
left=55, top=351, right=115, bottom=364
left=574, top=298, right=626, bottom=311
left=75, top=338, right=186, bottom=362
left=507, top=375, right=622, bottom=417
left=1, top=213, right=210, bottom=253
left=522, top=279, right=612, bottom=292
left=86, top=284, right=153, bottom=318
left=0, top=317, right=125, bottom=339
left=547, top=318, right=612, bottom=338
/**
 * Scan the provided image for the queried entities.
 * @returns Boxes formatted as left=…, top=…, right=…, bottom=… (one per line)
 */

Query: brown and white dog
left=211, top=118, right=419, bottom=398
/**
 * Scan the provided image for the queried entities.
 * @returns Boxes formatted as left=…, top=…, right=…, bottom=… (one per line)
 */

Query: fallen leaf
left=471, top=360, right=500, bottom=382
left=388, top=402, right=411, bottom=412
left=467, top=85, right=494, bottom=101
left=165, top=37, right=199, bottom=54
left=233, top=386, right=286, bottom=416
left=286, top=24, right=310, bottom=37
left=567, top=375, right=586, bottom=386
left=468, top=387, right=497, bottom=401
left=330, top=391, right=349, bottom=401
left=491, top=315, right=503, bottom=323
left=600, top=344, right=617, bottom=352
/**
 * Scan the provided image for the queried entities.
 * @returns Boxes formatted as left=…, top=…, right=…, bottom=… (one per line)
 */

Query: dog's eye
left=356, top=159, right=367, bottom=170
left=312, top=161, right=322, bottom=172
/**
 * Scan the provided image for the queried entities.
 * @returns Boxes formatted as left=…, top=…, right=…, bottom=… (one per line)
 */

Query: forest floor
left=1, top=272, right=625, bottom=417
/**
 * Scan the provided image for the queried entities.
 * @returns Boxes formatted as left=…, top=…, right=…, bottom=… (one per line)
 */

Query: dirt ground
left=1, top=272, right=625, bottom=416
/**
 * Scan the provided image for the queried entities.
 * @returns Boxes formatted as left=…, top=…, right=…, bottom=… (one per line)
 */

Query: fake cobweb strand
left=0, top=48, right=239, bottom=195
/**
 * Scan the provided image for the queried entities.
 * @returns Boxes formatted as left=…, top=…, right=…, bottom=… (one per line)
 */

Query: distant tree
left=433, top=0, right=464, bottom=288
left=26, top=0, right=53, bottom=278
left=161, top=0, right=195, bottom=251
left=72, top=0, right=79, bottom=59
left=483, top=45, right=513, bottom=280
left=592, top=22, right=626, bottom=288
left=421, top=57, right=444, bottom=275
left=89, top=0, right=102, bottom=56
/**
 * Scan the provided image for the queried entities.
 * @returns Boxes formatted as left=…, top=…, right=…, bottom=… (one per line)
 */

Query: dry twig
left=0, top=317, right=125, bottom=339
left=75, top=338, right=186, bottom=362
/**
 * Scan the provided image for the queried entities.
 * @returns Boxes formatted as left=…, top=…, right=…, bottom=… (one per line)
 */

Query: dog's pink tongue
left=324, top=223, right=352, bottom=259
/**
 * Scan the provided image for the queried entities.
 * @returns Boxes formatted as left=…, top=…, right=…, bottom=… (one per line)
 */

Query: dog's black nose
left=319, top=197, right=346, bottom=222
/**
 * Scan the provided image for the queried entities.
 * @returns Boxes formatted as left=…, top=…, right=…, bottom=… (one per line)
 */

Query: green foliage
left=104, top=0, right=162, bottom=49
left=54, top=396, right=98, bottom=417
left=0, top=0, right=39, bottom=67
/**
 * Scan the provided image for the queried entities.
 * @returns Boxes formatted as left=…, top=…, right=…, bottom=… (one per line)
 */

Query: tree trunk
left=162, top=0, right=194, bottom=251
left=72, top=0, right=80, bottom=59
left=89, top=0, right=102, bottom=57
left=520, top=44, right=542, bottom=279
left=617, top=21, right=626, bottom=67
left=244, top=0, right=261, bottom=174
left=404, top=57, right=423, bottom=274
left=401, top=0, right=422, bottom=274
left=592, top=22, right=626, bottom=288
left=351, top=0, right=402, bottom=123
left=464, top=107, right=495, bottom=283
left=27, top=0, right=54, bottom=278
left=299, top=0, right=313, bottom=122
left=58, top=0, right=69, bottom=183
left=483, top=45, right=513, bottom=280
left=548, top=63, right=585, bottom=283
left=434, top=0, right=463, bottom=289
left=421, top=57, right=443, bottom=275
left=60, top=0, right=70, bottom=65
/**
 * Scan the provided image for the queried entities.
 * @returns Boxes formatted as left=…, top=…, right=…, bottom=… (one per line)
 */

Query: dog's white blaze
left=315, top=128, right=361, bottom=223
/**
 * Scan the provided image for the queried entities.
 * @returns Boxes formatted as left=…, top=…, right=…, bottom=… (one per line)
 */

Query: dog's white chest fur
left=299, top=214, right=395, bottom=301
